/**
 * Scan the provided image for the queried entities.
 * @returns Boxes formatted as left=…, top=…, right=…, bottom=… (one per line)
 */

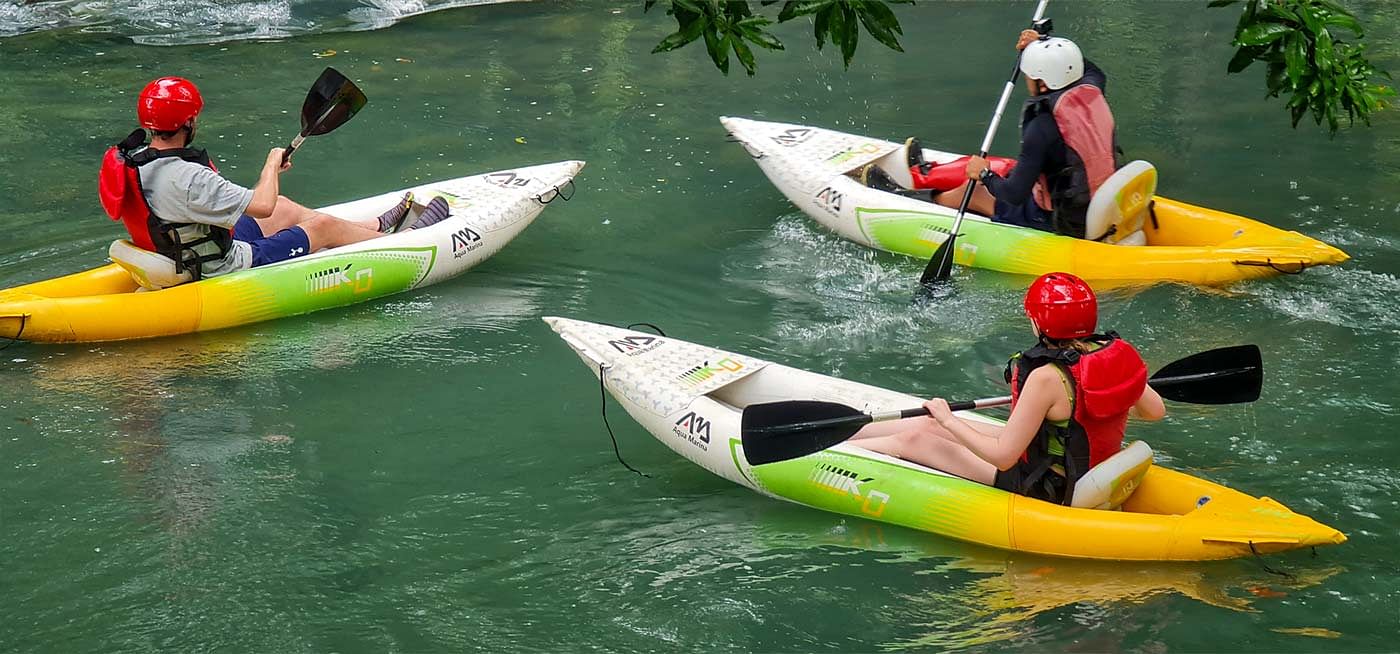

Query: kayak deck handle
left=534, top=179, right=576, bottom=205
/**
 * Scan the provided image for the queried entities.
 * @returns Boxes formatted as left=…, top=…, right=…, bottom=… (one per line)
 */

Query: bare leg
left=256, top=196, right=381, bottom=235
left=932, top=182, right=996, bottom=217
left=297, top=214, right=387, bottom=251
left=855, top=422, right=1000, bottom=484
left=851, top=415, right=956, bottom=442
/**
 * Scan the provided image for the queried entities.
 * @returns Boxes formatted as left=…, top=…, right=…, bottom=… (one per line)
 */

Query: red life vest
left=1022, top=83, right=1122, bottom=238
left=98, top=129, right=233, bottom=280
left=1005, top=333, right=1147, bottom=503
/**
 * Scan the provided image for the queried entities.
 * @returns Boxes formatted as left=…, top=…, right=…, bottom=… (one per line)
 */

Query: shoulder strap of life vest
left=98, top=129, right=231, bottom=280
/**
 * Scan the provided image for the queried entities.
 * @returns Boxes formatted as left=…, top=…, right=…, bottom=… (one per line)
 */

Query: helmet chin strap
left=182, top=121, right=197, bottom=147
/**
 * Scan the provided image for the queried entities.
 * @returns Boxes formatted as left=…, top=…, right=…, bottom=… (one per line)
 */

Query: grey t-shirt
left=139, top=155, right=256, bottom=276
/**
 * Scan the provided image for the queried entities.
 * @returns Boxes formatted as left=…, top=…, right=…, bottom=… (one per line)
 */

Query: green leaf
left=1264, top=62, right=1287, bottom=98
left=737, top=17, right=785, bottom=50
left=722, top=1, right=753, bottom=19
left=652, top=14, right=708, bottom=53
left=1261, top=3, right=1299, bottom=24
left=779, top=0, right=832, bottom=21
left=672, top=0, right=705, bottom=14
left=812, top=4, right=832, bottom=49
left=703, top=26, right=730, bottom=74
left=856, top=0, right=903, bottom=35
left=855, top=0, right=904, bottom=52
left=1323, top=11, right=1363, bottom=37
left=732, top=35, right=758, bottom=75
left=1227, top=45, right=1264, bottom=73
left=1297, top=2, right=1323, bottom=34
left=1285, top=33, right=1307, bottom=87
left=1314, top=28, right=1335, bottom=72
left=1234, top=22, right=1290, bottom=47
left=833, top=2, right=859, bottom=67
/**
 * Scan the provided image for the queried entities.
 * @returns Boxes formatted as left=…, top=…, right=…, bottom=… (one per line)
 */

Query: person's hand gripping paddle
left=281, top=67, right=368, bottom=167
left=916, top=0, right=1051, bottom=299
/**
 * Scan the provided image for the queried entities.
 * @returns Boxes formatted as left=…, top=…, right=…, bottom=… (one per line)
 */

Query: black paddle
left=740, top=344, right=1262, bottom=466
left=281, top=67, right=367, bottom=166
left=916, top=0, right=1051, bottom=298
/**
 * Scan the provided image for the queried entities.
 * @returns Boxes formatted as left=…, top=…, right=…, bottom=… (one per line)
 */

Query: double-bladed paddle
left=916, top=0, right=1051, bottom=298
left=740, top=344, right=1262, bottom=466
left=281, top=67, right=368, bottom=166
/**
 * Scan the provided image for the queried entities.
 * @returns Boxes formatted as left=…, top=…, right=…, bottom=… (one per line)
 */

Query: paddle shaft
left=281, top=100, right=340, bottom=166
left=920, top=0, right=1050, bottom=286
left=751, top=368, right=1222, bottom=439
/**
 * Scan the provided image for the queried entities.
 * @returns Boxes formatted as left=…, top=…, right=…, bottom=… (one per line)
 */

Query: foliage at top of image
left=644, top=0, right=911, bottom=76
left=1211, top=0, right=1393, bottom=135
left=644, top=0, right=1392, bottom=136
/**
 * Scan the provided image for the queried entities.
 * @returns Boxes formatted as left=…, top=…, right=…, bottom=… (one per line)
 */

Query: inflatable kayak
left=545, top=317, right=1346, bottom=561
left=0, top=161, right=582, bottom=343
left=720, top=116, right=1347, bottom=286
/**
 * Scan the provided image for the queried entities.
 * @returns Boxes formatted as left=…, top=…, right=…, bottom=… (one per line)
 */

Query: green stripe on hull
left=747, top=447, right=1008, bottom=543
left=203, top=247, right=437, bottom=323
left=855, top=206, right=1065, bottom=272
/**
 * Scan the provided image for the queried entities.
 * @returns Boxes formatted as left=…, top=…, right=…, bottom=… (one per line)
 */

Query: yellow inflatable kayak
left=720, top=116, right=1348, bottom=286
left=547, top=317, right=1346, bottom=561
left=0, top=162, right=581, bottom=344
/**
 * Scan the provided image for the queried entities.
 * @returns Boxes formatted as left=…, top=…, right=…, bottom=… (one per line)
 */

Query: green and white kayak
left=546, top=317, right=1345, bottom=561
left=0, top=161, right=583, bottom=343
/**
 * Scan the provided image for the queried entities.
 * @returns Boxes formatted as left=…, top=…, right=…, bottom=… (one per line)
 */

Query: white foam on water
left=719, top=213, right=1026, bottom=384
left=1246, top=265, right=1400, bottom=335
left=0, top=0, right=521, bottom=44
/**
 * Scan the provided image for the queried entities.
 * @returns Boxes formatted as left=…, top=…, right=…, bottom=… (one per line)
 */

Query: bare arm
left=1130, top=385, right=1166, bottom=421
left=927, top=368, right=1062, bottom=471
left=245, top=148, right=289, bottom=219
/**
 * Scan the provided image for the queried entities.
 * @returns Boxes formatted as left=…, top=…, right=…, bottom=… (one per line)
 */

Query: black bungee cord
left=594, top=322, right=669, bottom=479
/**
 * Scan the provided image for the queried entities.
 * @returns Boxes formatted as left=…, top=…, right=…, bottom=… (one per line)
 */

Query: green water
left=3, top=2, right=1398, bottom=651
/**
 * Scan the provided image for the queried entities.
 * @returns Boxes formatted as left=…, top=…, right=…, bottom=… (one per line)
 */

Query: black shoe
left=859, top=164, right=904, bottom=193
left=905, top=137, right=929, bottom=172
left=409, top=196, right=451, bottom=230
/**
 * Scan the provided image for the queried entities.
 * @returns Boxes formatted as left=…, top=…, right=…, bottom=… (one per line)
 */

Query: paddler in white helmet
left=863, top=30, right=1123, bottom=240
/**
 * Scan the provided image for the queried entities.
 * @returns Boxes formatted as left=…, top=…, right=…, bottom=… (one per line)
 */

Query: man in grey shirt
left=107, top=76, right=449, bottom=278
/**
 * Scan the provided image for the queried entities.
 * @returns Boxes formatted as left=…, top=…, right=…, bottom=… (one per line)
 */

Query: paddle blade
left=918, top=236, right=956, bottom=289
left=740, top=400, right=866, bottom=465
left=1149, top=344, right=1262, bottom=405
left=300, top=67, right=367, bottom=136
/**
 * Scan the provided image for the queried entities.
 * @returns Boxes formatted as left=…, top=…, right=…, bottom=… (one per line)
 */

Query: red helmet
left=1024, top=272, right=1097, bottom=339
left=137, top=77, right=203, bottom=132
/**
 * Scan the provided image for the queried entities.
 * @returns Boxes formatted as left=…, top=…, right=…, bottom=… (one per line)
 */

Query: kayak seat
left=109, top=239, right=193, bottom=291
left=1069, top=440, right=1154, bottom=510
left=1085, top=160, right=1158, bottom=245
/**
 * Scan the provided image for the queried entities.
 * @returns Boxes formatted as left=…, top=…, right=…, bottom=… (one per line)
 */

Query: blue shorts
left=233, top=215, right=312, bottom=267
left=992, top=198, right=1054, bottom=233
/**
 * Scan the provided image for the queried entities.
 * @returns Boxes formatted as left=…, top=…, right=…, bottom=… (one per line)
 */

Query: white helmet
left=1020, top=37, right=1083, bottom=90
